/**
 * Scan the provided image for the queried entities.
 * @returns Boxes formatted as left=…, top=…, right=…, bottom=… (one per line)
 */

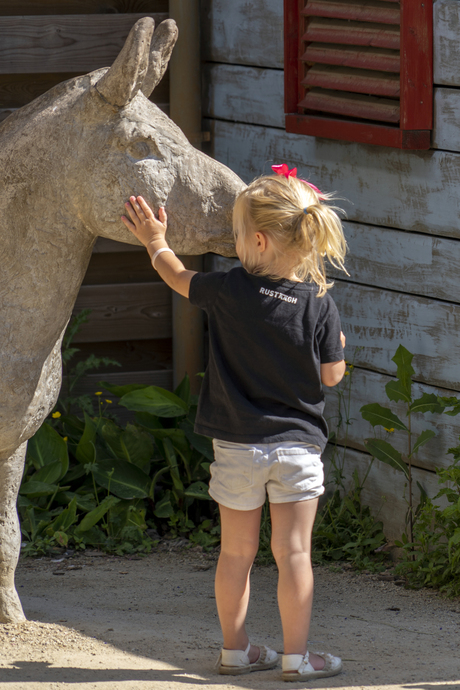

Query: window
left=284, top=0, right=433, bottom=148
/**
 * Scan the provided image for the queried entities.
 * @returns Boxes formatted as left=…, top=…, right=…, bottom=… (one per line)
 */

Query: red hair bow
left=271, top=163, right=297, bottom=179
left=271, top=163, right=322, bottom=196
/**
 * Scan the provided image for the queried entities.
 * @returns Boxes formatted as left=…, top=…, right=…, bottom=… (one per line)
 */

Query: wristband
left=152, top=247, right=175, bottom=269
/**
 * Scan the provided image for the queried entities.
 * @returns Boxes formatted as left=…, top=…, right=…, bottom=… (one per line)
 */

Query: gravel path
left=0, top=545, right=459, bottom=689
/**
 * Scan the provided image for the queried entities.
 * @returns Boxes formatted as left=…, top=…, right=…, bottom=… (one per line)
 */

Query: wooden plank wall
left=0, top=1, right=173, bottom=399
left=201, top=0, right=460, bottom=539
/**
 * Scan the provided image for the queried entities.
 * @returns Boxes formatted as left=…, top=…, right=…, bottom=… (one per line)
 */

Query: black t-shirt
left=189, top=267, right=343, bottom=451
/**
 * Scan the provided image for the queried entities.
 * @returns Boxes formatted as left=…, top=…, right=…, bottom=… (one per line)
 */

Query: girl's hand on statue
left=121, top=196, right=167, bottom=248
left=340, top=331, right=346, bottom=348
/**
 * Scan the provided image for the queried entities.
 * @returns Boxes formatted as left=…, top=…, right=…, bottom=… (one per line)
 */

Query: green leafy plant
left=325, top=352, right=361, bottom=494
left=19, top=376, right=216, bottom=556
left=395, top=442, right=460, bottom=596
left=59, top=309, right=121, bottom=415
left=256, top=499, right=275, bottom=565
left=360, top=345, right=440, bottom=543
left=313, top=469, right=386, bottom=570
left=19, top=314, right=217, bottom=556
left=314, top=355, right=387, bottom=570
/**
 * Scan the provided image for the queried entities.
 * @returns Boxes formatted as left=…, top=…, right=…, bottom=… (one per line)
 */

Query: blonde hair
left=233, top=174, right=347, bottom=296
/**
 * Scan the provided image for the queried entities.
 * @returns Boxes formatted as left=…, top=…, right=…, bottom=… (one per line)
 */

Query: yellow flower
left=52, top=411, right=61, bottom=418
left=348, top=364, right=354, bottom=370
left=63, top=437, right=68, bottom=442
left=105, top=399, right=112, bottom=404
left=344, top=371, right=350, bottom=376
left=95, top=391, right=102, bottom=396
left=384, top=427, right=395, bottom=433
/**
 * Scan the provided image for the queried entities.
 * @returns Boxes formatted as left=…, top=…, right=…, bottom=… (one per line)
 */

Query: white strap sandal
left=282, top=650, right=342, bottom=681
left=217, top=642, right=279, bottom=675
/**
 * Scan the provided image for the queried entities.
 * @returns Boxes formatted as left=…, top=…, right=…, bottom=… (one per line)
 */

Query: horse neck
left=1, top=209, right=96, bottom=357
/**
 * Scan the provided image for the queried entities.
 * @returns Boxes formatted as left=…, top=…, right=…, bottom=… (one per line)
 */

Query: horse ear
left=141, top=19, right=178, bottom=99
left=96, top=17, right=155, bottom=107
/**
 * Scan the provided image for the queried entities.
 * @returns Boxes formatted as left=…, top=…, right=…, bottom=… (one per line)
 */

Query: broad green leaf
left=63, top=464, right=86, bottom=483
left=17, top=495, right=32, bottom=510
left=410, top=393, right=444, bottom=415
left=75, top=525, right=106, bottom=546
left=119, top=386, right=188, bottom=418
left=411, top=429, right=436, bottom=456
left=31, top=461, right=63, bottom=486
left=27, top=423, right=69, bottom=478
left=24, top=506, right=36, bottom=538
left=184, top=481, right=211, bottom=500
left=134, top=412, right=164, bottom=432
left=101, top=421, right=153, bottom=470
left=125, top=504, right=147, bottom=528
left=444, top=406, right=460, bottom=417
left=364, top=438, right=409, bottom=478
left=120, top=424, right=153, bottom=470
left=174, top=375, right=191, bottom=406
left=35, top=518, right=54, bottom=537
left=54, top=531, right=69, bottom=547
left=385, top=380, right=411, bottom=404
left=100, top=419, right=124, bottom=459
left=149, top=466, right=170, bottom=500
left=448, top=530, right=460, bottom=558
left=76, top=413, right=98, bottom=465
left=437, top=395, right=460, bottom=416
left=392, top=345, right=414, bottom=400
left=61, top=414, right=85, bottom=437
left=151, top=428, right=192, bottom=479
left=58, top=491, right=96, bottom=513
left=76, top=495, right=120, bottom=533
left=48, top=497, right=78, bottom=534
left=163, top=438, right=185, bottom=498
left=344, top=496, right=358, bottom=517
left=99, top=381, right=149, bottom=399
left=93, top=457, right=151, bottom=499
left=154, top=492, right=175, bottom=518
left=181, top=423, right=214, bottom=462
left=19, top=481, right=59, bottom=497
left=360, top=403, right=408, bottom=431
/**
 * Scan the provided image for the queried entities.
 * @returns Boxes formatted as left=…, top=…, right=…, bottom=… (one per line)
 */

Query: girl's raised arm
left=121, top=195, right=196, bottom=298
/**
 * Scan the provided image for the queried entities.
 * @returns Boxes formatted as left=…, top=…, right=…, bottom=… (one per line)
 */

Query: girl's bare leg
left=270, top=498, right=325, bottom=670
left=215, top=504, right=262, bottom=663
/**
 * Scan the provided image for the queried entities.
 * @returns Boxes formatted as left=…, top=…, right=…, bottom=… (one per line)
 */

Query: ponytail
left=233, top=174, right=347, bottom=296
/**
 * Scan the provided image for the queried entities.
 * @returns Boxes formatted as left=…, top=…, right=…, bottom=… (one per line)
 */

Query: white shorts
left=209, top=439, right=324, bottom=511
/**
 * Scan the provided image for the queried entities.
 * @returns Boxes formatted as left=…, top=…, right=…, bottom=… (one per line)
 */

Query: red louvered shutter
left=284, top=0, right=433, bottom=149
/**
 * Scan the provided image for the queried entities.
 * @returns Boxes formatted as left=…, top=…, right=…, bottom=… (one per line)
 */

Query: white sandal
left=282, top=650, right=342, bottom=681
left=217, top=642, right=279, bottom=675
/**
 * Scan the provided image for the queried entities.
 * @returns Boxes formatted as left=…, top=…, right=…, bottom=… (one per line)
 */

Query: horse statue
left=0, top=16, right=244, bottom=623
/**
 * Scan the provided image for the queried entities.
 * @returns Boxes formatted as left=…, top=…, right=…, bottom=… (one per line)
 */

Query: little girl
left=121, top=165, right=347, bottom=682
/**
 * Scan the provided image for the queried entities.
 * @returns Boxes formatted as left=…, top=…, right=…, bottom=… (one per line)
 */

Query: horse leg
left=0, top=442, right=27, bottom=623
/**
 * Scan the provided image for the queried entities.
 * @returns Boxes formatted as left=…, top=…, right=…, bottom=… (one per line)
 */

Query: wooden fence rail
left=0, top=14, right=166, bottom=74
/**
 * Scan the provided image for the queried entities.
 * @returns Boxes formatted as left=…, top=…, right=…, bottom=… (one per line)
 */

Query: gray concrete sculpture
left=0, top=17, right=244, bottom=623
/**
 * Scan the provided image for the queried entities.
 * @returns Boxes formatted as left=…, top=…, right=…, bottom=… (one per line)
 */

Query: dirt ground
left=0, top=542, right=459, bottom=690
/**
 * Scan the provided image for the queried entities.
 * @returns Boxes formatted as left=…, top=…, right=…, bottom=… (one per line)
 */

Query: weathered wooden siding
left=202, top=0, right=460, bottom=81
left=0, top=14, right=167, bottom=74
left=204, top=64, right=460, bottom=155
left=322, top=446, right=442, bottom=541
left=205, top=119, right=460, bottom=239
left=323, top=369, right=460, bottom=473
left=201, top=0, right=460, bottom=538
left=201, top=0, right=283, bottom=69
left=0, top=2, right=173, bottom=397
